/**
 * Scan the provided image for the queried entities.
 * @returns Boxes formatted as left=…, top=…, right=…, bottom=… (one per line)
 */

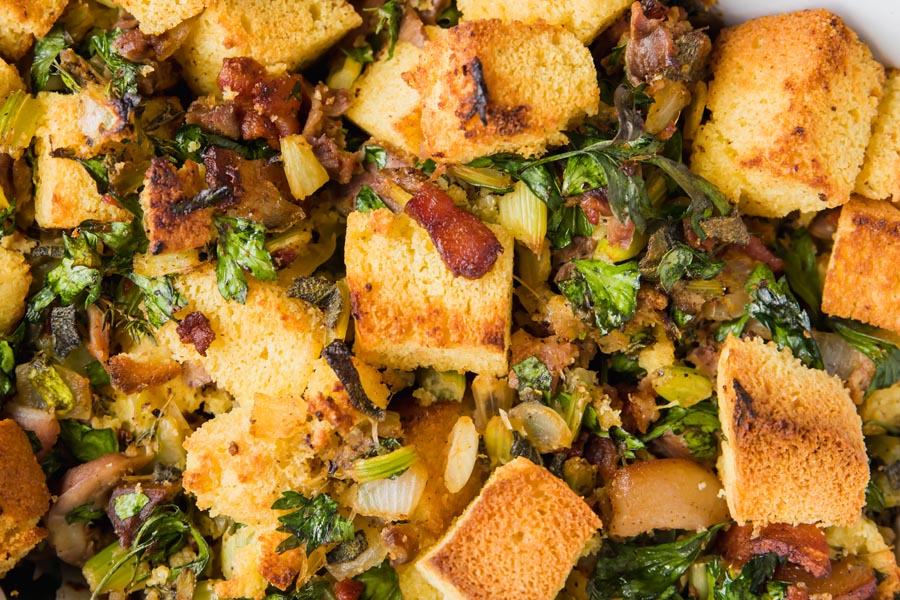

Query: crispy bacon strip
left=404, top=184, right=503, bottom=279
left=718, top=523, right=831, bottom=578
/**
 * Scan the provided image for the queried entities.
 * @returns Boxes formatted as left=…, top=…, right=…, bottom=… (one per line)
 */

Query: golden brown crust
left=716, top=336, right=868, bottom=526
left=822, top=197, right=900, bottom=334
left=0, top=0, right=68, bottom=60
left=0, top=244, right=30, bottom=335
left=409, top=19, right=599, bottom=164
left=855, top=70, right=900, bottom=201
left=0, top=419, right=50, bottom=577
left=107, top=353, right=182, bottom=394
left=140, top=158, right=213, bottom=255
left=113, top=0, right=212, bottom=36
left=417, top=457, right=601, bottom=600
left=691, top=9, right=884, bottom=217
left=345, top=208, right=513, bottom=376
left=256, top=530, right=306, bottom=591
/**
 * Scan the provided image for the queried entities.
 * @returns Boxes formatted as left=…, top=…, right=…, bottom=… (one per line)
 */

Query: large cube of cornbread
left=417, top=457, right=601, bottom=600
left=183, top=405, right=322, bottom=529
left=37, top=88, right=134, bottom=158
left=0, top=245, right=30, bottom=335
left=457, top=0, right=631, bottom=44
left=0, top=420, right=50, bottom=577
left=822, top=197, right=900, bottom=334
left=716, top=336, right=868, bottom=526
left=345, top=208, right=514, bottom=376
left=691, top=10, right=884, bottom=217
left=156, top=264, right=328, bottom=401
left=111, top=0, right=212, bottom=35
left=0, top=0, right=68, bottom=60
left=855, top=70, right=900, bottom=201
left=175, top=0, right=361, bottom=95
left=408, top=20, right=599, bottom=164
left=345, top=41, right=425, bottom=158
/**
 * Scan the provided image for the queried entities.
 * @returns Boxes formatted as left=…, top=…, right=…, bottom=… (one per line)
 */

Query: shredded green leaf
left=214, top=216, right=277, bottom=304
left=66, top=502, right=105, bottom=525
left=354, top=560, right=403, bottom=600
left=831, top=318, right=900, bottom=394
left=272, top=491, right=355, bottom=554
left=558, top=259, right=641, bottom=336
left=705, top=553, right=791, bottom=600
left=59, top=420, right=119, bottom=462
left=31, top=25, right=74, bottom=91
left=113, top=492, right=150, bottom=520
left=642, top=400, right=720, bottom=460
left=356, top=185, right=388, bottom=213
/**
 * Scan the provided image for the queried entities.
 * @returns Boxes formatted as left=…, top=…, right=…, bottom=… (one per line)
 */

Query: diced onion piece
left=649, top=365, right=713, bottom=407
left=593, top=228, right=648, bottom=263
left=327, top=56, right=364, bottom=90
left=683, top=81, right=708, bottom=147
left=281, top=134, right=329, bottom=201
left=499, top=180, right=547, bottom=253
left=448, top=165, right=513, bottom=192
left=133, top=249, right=203, bottom=277
left=472, top=374, right=514, bottom=431
left=507, top=402, right=573, bottom=453
left=352, top=445, right=418, bottom=483
left=354, top=461, right=427, bottom=521
left=607, top=458, right=729, bottom=538
left=645, top=81, right=690, bottom=135
left=444, top=416, right=478, bottom=493
left=0, top=91, right=42, bottom=157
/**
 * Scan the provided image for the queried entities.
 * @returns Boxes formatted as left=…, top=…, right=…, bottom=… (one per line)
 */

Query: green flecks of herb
left=89, top=29, right=141, bottom=103
left=287, top=276, right=343, bottom=329
left=272, top=491, right=355, bottom=554
left=214, top=216, right=277, bottom=304
left=354, top=560, right=402, bottom=600
left=84, top=359, right=111, bottom=387
left=59, top=420, right=119, bottom=462
left=511, top=356, right=553, bottom=398
left=32, top=25, right=75, bottom=92
left=114, top=492, right=150, bottom=520
left=356, top=185, right=388, bottom=213
left=830, top=318, right=900, bottom=395
left=706, top=553, right=792, bottom=600
left=642, top=400, right=720, bottom=460
left=365, top=0, right=403, bottom=59
left=126, top=273, right=186, bottom=328
left=510, top=431, right=543, bottom=466
left=363, top=145, right=388, bottom=169
left=558, top=259, right=641, bottom=336
left=343, top=44, right=375, bottom=64
left=656, top=242, right=724, bottom=292
left=66, top=502, right=105, bottom=525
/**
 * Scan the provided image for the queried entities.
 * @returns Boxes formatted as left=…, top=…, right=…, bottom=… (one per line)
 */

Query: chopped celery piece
left=0, top=91, right=42, bottom=155
left=327, top=56, right=364, bottom=90
left=449, top=164, right=513, bottom=192
left=415, top=367, right=466, bottom=404
left=353, top=445, right=418, bottom=483
left=499, top=180, right=547, bottom=253
left=650, top=365, right=713, bottom=407
left=484, top=415, right=513, bottom=468
left=83, top=541, right=139, bottom=594
left=281, top=134, right=329, bottom=200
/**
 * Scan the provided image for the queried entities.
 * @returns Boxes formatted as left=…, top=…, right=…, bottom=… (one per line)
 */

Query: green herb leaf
left=169, top=186, right=230, bottom=216
left=0, top=325, right=22, bottom=397
left=344, top=45, right=375, bottom=64
left=59, top=420, right=119, bottom=462
left=127, top=273, right=186, bottom=328
left=84, top=359, right=111, bottom=387
left=66, top=502, right=105, bottom=525
left=588, top=525, right=722, bottom=600
left=287, top=276, right=343, bottom=328
left=511, top=356, right=553, bottom=395
left=778, top=228, right=821, bottom=321
left=606, top=426, right=646, bottom=461
left=214, top=216, right=277, bottom=304
left=744, top=263, right=823, bottom=369
left=706, top=554, right=791, bottom=600
left=159, top=124, right=277, bottom=164
left=89, top=29, right=141, bottom=102
left=32, top=25, right=73, bottom=91
left=354, top=560, right=402, bottom=600
left=510, top=431, right=542, bottom=465
left=356, top=185, right=388, bottom=213
left=272, top=491, right=355, bottom=554
left=830, top=318, right=900, bottom=394
left=365, top=0, right=403, bottom=59
left=287, top=579, right=338, bottom=600
left=656, top=242, right=724, bottom=292
left=645, top=156, right=732, bottom=239
left=642, top=400, right=720, bottom=460
left=364, top=145, right=388, bottom=169
left=558, top=259, right=641, bottom=336
left=114, top=492, right=150, bottom=520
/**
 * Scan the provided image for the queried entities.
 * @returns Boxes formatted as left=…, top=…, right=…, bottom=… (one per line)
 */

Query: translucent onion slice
left=354, top=461, right=427, bottom=521
left=444, top=416, right=478, bottom=493
left=507, top=402, right=574, bottom=453
left=499, top=180, right=547, bottom=253
left=281, top=134, right=329, bottom=200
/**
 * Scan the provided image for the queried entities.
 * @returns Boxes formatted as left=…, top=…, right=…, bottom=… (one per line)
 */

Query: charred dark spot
left=228, top=441, right=239, bottom=455
left=321, top=339, right=385, bottom=420
left=732, top=379, right=757, bottom=434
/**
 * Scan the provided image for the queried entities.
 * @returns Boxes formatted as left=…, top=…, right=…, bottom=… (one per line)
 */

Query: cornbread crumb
left=457, top=0, right=632, bottom=43
left=417, top=457, right=601, bottom=600
left=691, top=9, right=884, bottom=217
left=0, top=244, right=30, bottom=334
left=175, top=0, right=361, bottom=95
left=0, top=419, right=50, bottom=577
left=156, top=264, right=328, bottom=402
left=716, top=336, right=868, bottom=526
left=0, top=57, right=23, bottom=98
left=409, top=19, right=599, bottom=164
left=822, top=197, right=900, bottom=335
left=346, top=208, right=514, bottom=376
left=855, top=69, right=900, bottom=201
left=345, top=41, right=425, bottom=158
left=111, top=0, right=211, bottom=35
left=826, top=516, right=900, bottom=600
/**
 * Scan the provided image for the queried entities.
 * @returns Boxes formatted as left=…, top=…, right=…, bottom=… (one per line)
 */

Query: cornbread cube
left=0, top=0, right=68, bottom=60
left=182, top=405, right=324, bottom=528
left=345, top=41, right=425, bottom=158
left=855, top=70, right=900, bottom=201
left=457, top=0, right=632, bottom=44
left=0, top=57, right=23, bottom=98
left=36, top=88, right=133, bottom=158
left=111, top=0, right=212, bottom=35
left=345, top=208, right=514, bottom=376
left=691, top=10, right=884, bottom=217
left=408, top=20, right=600, bottom=164
left=0, top=245, right=30, bottom=334
left=175, top=0, right=361, bottom=95
left=716, top=336, right=868, bottom=526
left=140, top=158, right=213, bottom=254
left=155, top=264, right=328, bottom=402
left=822, top=197, right=900, bottom=334
left=0, top=419, right=51, bottom=577
left=416, top=457, right=601, bottom=600
left=302, top=357, right=391, bottom=436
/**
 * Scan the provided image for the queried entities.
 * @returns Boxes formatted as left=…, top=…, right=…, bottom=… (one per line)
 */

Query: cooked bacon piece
left=607, top=214, right=636, bottom=249
left=779, top=557, right=877, bottom=600
left=719, top=523, right=831, bottom=578
left=625, top=1, right=711, bottom=86
left=203, top=147, right=304, bottom=230
left=107, top=353, right=181, bottom=394
left=575, top=189, right=613, bottom=225
left=583, top=434, right=619, bottom=482
left=140, top=157, right=212, bottom=255
left=217, top=57, right=304, bottom=149
left=334, top=580, right=365, bottom=600
left=185, top=97, right=241, bottom=139
left=734, top=234, right=785, bottom=273
left=310, top=133, right=357, bottom=185
left=176, top=312, right=216, bottom=357
left=382, top=523, right=419, bottom=566
left=404, top=183, right=503, bottom=279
